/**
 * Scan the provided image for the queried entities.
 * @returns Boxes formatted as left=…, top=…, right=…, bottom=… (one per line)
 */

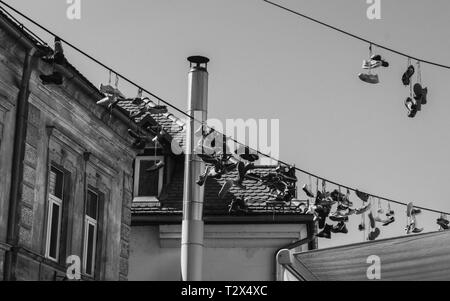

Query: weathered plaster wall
left=129, top=224, right=308, bottom=281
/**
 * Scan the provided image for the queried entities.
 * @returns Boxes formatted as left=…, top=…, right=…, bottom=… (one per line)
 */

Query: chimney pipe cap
left=187, top=56, right=209, bottom=65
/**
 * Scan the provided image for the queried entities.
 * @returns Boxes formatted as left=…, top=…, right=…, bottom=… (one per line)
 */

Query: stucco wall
left=129, top=223, right=308, bottom=281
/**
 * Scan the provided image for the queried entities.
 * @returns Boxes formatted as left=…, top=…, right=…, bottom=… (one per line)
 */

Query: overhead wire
left=1, top=0, right=448, bottom=215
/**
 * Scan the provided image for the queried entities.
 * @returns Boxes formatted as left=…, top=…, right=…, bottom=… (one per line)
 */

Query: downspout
left=4, top=47, right=38, bottom=281
left=273, top=220, right=316, bottom=281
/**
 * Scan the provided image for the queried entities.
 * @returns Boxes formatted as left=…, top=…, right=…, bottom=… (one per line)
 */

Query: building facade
left=128, top=139, right=316, bottom=281
left=0, top=11, right=136, bottom=281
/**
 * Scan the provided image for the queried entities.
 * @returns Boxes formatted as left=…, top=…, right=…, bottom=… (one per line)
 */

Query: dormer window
left=133, top=156, right=164, bottom=202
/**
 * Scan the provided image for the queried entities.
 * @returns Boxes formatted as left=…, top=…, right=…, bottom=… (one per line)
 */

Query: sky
left=4, top=0, right=450, bottom=249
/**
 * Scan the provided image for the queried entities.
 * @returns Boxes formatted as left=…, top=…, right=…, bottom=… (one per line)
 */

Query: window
left=133, top=156, right=164, bottom=202
left=83, top=189, right=98, bottom=276
left=45, top=166, right=64, bottom=261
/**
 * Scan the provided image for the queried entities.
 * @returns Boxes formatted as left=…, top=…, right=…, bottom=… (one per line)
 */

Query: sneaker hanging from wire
left=316, top=224, right=332, bottom=239
left=40, top=72, right=63, bottom=86
left=219, top=180, right=234, bottom=199
left=437, top=214, right=450, bottom=230
left=358, top=73, right=379, bottom=84
left=370, top=54, right=389, bottom=67
left=405, top=97, right=418, bottom=118
left=302, top=184, right=315, bottom=198
left=355, top=190, right=370, bottom=202
left=355, top=203, right=371, bottom=215
left=358, top=44, right=380, bottom=84
left=402, top=65, right=415, bottom=86
left=146, top=160, right=165, bottom=172
left=367, top=227, right=380, bottom=241
left=41, top=36, right=65, bottom=65
left=331, top=221, right=348, bottom=234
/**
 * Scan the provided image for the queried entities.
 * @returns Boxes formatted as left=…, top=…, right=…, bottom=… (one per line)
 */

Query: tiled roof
left=132, top=166, right=308, bottom=216
left=116, top=99, right=186, bottom=149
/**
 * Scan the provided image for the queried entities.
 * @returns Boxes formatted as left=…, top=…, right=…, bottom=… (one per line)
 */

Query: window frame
left=45, top=166, right=65, bottom=262
left=83, top=188, right=99, bottom=277
left=133, top=155, right=164, bottom=202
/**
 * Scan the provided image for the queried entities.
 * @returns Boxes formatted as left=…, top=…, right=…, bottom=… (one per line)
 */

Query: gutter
left=4, top=47, right=38, bottom=281
left=273, top=219, right=317, bottom=281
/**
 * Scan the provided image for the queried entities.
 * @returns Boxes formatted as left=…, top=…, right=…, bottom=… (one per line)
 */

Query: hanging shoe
left=40, top=72, right=63, bottom=85
left=355, top=203, right=371, bottom=215
left=148, top=105, right=168, bottom=115
left=362, top=60, right=383, bottom=69
left=358, top=223, right=365, bottom=231
left=239, top=147, right=260, bottom=162
left=41, top=37, right=65, bottom=65
left=412, top=226, right=424, bottom=234
left=329, top=212, right=349, bottom=222
left=99, top=84, right=117, bottom=95
left=337, top=204, right=349, bottom=211
left=132, top=97, right=146, bottom=106
left=96, top=96, right=113, bottom=106
left=411, top=208, right=422, bottom=216
left=196, top=175, right=207, bottom=186
left=146, top=161, right=164, bottom=172
left=402, top=65, right=415, bottom=86
left=53, top=37, right=65, bottom=65
left=406, top=202, right=414, bottom=217
left=237, top=161, right=247, bottom=180
left=316, top=224, right=332, bottom=239
left=413, top=83, right=428, bottom=107
left=197, top=154, right=218, bottom=165
left=219, top=180, right=234, bottom=199
left=302, top=184, right=315, bottom=198
left=370, top=54, right=382, bottom=61
left=420, top=87, right=428, bottom=105
left=97, top=95, right=119, bottom=108
left=404, top=97, right=418, bottom=118
left=347, top=208, right=356, bottom=216
left=437, top=218, right=450, bottom=230
left=382, top=216, right=395, bottom=226
left=437, top=217, right=449, bottom=225
left=386, top=209, right=395, bottom=217
left=229, top=198, right=248, bottom=214
left=358, top=73, right=379, bottom=84
left=370, top=55, right=389, bottom=67
left=355, top=190, right=370, bottom=202
left=406, top=223, right=414, bottom=234
left=368, top=211, right=376, bottom=228
left=368, top=228, right=381, bottom=241
left=299, top=203, right=308, bottom=214
left=331, top=221, right=348, bottom=234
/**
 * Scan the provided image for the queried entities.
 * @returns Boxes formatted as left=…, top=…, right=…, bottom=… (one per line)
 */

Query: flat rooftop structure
left=281, top=230, right=450, bottom=281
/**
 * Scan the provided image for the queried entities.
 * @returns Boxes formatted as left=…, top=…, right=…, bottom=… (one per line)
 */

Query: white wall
left=129, top=223, right=308, bottom=281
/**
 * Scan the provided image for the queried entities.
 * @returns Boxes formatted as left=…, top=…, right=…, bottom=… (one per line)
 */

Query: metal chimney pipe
left=181, top=56, right=209, bottom=281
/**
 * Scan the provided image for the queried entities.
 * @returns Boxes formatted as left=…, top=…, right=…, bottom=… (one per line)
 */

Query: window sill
left=133, top=196, right=160, bottom=204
